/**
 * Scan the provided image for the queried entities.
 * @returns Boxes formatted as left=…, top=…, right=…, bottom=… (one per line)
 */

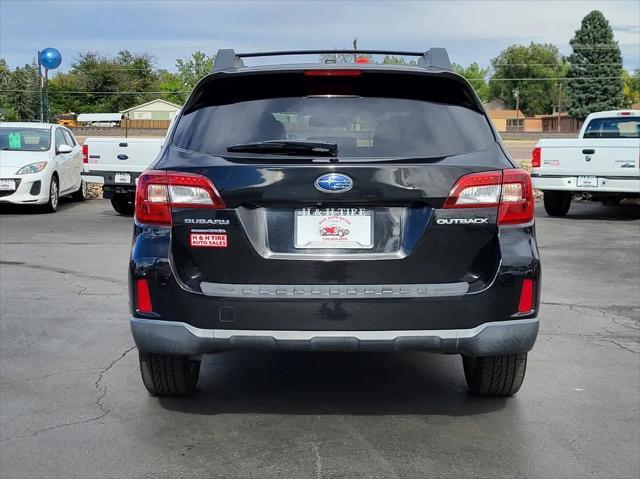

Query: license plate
left=295, top=208, right=374, bottom=249
left=577, top=176, right=598, bottom=188
left=0, top=179, right=16, bottom=191
left=114, top=173, right=131, bottom=184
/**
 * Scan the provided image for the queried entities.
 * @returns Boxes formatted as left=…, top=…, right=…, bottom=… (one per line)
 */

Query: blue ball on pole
left=39, top=48, right=62, bottom=70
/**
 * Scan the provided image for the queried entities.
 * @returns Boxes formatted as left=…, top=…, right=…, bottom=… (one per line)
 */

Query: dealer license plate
left=577, top=176, right=598, bottom=188
left=294, top=208, right=374, bottom=249
left=115, top=173, right=131, bottom=184
left=0, top=179, right=16, bottom=191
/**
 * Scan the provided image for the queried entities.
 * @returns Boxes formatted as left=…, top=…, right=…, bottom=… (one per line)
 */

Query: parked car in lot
left=531, top=110, right=640, bottom=216
left=0, top=122, right=86, bottom=212
left=129, top=48, right=540, bottom=397
left=81, top=137, right=164, bottom=214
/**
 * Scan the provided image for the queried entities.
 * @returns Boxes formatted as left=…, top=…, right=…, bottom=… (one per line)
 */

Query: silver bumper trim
left=130, top=318, right=539, bottom=355
left=200, top=281, right=469, bottom=299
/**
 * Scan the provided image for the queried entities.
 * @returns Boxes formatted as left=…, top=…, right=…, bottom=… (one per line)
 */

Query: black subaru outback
left=129, top=48, right=540, bottom=397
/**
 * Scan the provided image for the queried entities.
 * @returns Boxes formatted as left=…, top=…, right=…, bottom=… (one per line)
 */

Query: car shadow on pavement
left=0, top=197, right=84, bottom=215
left=536, top=202, right=640, bottom=222
left=158, top=351, right=508, bottom=417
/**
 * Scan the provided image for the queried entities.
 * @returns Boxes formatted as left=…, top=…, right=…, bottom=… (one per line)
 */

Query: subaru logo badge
left=315, top=173, right=353, bottom=193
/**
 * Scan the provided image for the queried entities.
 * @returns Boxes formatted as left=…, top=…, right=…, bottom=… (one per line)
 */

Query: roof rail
left=211, top=48, right=451, bottom=72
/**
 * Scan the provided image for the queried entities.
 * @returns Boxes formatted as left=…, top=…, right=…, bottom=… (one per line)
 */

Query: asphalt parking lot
left=1, top=199, right=639, bottom=479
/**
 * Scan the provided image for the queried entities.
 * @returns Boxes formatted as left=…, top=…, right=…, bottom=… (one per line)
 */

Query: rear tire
left=138, top=352, right=200, bottom=396
left=72, top=180, right=87, bottom=201
left=462, top=353, right=527, bottom=396
left=110, top=193, right=134, bottom=215
left=543, top=191, right=571, bottom=217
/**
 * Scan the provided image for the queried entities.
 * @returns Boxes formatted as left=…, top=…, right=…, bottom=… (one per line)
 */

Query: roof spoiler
left=212, top=48, right=452, bottom=73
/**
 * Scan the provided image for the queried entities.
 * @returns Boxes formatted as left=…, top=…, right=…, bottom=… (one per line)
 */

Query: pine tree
left=565, top=10, right=624, bottom=120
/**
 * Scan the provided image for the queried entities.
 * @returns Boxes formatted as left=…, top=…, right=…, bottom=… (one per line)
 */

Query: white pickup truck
left=531, top=110, right=639, bottom=216
left=81, top=137, right=164, bottom=214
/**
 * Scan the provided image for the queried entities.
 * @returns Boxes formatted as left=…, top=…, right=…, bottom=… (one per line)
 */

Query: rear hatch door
left=162, top=67, right=511, bottom=289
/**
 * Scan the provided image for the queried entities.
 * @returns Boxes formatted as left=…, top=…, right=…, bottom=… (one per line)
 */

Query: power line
left=488, top=76, right=625, bottom=81
left=490, top=63, right=623, bottom=67
left=0, top=90, right=188, bottom=94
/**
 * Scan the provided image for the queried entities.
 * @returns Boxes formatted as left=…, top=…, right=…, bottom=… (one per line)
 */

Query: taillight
left=443, top=171, right=502, bottom=209
left=518, top=278, right=535, bottom=313
left=136, top=278, right=153, bottom=313
left=304, top=70, right=363, bottom=77
left=499, top=169, right=534, bottom=225
left=134, top=170, right=225, bottom=226
left=444, top=169, right=534, bottom=226
left=82, top=144, right=88, bottom=164
left=531, top=147, right=541, bottom=168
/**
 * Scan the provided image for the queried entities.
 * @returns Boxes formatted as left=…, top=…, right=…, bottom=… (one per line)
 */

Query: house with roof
left=486, top=109, right=527, bottom=132
left=120, top=99, right=182, bottom=128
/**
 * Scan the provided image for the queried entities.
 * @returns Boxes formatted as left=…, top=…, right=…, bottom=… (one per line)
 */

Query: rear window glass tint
left=583, top=117, right=640, bottom=138
left=173, top=72, right=495, bottom=159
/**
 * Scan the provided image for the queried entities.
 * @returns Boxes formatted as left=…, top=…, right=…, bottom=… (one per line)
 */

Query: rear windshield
left=583, top=117, right=640, bottom=139
left=173, top=72, right=495, bottom=159
left=0, top=127, right=51, bottom=151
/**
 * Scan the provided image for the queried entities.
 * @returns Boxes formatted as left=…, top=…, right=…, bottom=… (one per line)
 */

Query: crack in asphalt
left=0, top=369, right=101, bottom=386
left=539, top=330, right=639, bottom=355
left=94, top=346, right=137, bottom=415
left=0, top=260, right=125, bottom=286
left=541, top=301, right=640, bottom=324
left=0, top=345, right=136, bottom=443
left=600, top=339, right=639, bottom=355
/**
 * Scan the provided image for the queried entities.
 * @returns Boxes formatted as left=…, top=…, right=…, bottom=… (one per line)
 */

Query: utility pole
left=43, top=68, right=49, bottom=123
left=557, top=83, right=563, bottom=132
left=353, top=38, right=358, bottom=63
left=37, top=51, right=43, bottom=122
left=513, top=88, right=520, bottom=131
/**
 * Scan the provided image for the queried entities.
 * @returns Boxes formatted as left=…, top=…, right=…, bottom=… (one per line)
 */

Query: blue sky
left=1, top=0, right=638, bottom=72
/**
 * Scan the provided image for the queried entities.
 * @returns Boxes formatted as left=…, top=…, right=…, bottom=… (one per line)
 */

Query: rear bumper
left=130, top=317, right=539, bottom=355
left=531, top=174, right=640, bottom=194
left=81, top=171, right=141, bottom=187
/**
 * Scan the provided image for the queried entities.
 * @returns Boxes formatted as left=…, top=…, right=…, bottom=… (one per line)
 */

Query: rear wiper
left=227, top=140, right=338, bottom=157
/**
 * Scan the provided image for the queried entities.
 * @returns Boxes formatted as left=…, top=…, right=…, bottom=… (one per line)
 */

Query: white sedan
left=0, top=122, right=87, bottom=212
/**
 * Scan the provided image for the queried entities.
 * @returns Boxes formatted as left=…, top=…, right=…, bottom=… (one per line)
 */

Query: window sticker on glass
left=8, top=132, right=22, bottom=149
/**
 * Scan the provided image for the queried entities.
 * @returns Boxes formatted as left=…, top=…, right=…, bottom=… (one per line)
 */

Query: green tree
left=379, top=55, right=415, bottom=65
left=176, top=51, right=215, bottom=92
left=565, top=10, right=624, bottom=120
left=452, top=63, right=490, bottom=102
left=110, top=50, right=159, bottom=110
left=8, top=61, right=40, bottom=121
left=622, top=69, right=640, bottom=107
left=0, top=58, right=11, bottom=115
left=490, top=43, right=566, bottom=116
left=158, top=70, right=187, bottom=104
left=48, top=51, right=161, bottom=116
left=48, top=70, right=83, bottom=116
